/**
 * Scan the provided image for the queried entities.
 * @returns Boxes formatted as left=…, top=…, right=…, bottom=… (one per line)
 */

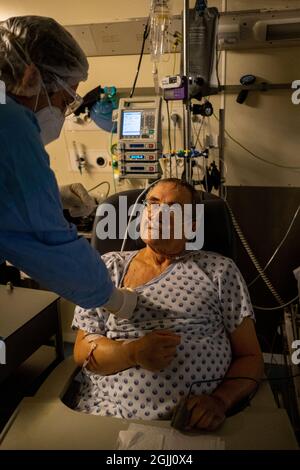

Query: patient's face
left=140, top=182, right=194, bottom=255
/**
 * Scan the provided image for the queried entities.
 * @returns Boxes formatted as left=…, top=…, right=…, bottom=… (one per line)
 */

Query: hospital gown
left=72, top=250, right=255, bottom=420
left=0, top=95, right=114, bottom=308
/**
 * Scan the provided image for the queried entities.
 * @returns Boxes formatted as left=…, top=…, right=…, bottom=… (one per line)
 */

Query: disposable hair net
left=0, top=16, right=89, bottom=97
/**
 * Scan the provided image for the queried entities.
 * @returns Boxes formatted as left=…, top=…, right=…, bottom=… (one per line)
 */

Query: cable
left=225, top=202, right=285, bottom=306
left=109, top=122, right=117, bottom=194
left=130, top=17, right=150, bottom=98
left=253, top=295, right=299, bottom=311
left=173, top=120, right=179, bottom=179
left=165, top=100, right=172, bottom=177
left=88, top=181, right=110, bottom=197
left=120, top=179, right=160, bottom=253
left=203, top=157, right=208, bottom=192
left=215, top=27, right=221, bottom=90
left=248, top=205, right=300, bottom=287
left=216, top=49, right=222, bottom=90
left=213, top=113, right=300, bottom=171
left=189, top=375, right=260, bottom=396
left=165, top=100, right=172, bottom=153
left=170, top=42, right=178, bottom=117
left=192, top=117, right=204, bottom=149
left=188, top=372, right=300, bottom=398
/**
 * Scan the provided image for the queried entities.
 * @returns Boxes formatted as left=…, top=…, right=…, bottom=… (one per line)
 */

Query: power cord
left=172, top=372, right=300, bottom=430
left=253, top=295, right=299, bottom=311
left=248, top=205, right=300, bottom=287
left=225, top=202, right=284, bottom=306
left=130, top=17, right=150, bottom=98
left=165, top=100, right=172, bottom=177
left=88, top=181, right=110, bottom=197
left=213, top=113, right=300, bottom=171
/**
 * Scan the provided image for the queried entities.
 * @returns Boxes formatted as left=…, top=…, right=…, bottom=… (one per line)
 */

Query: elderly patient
left=72, top=178, right=263, bottom=431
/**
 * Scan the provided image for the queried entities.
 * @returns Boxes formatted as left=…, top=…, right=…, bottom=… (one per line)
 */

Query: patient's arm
left=211, top=317, right=264, bottom=410
left=74, top=329, right=135, bottom=375
left=186, top=318, right=264, bottom=431
left=74, top=329, right=180, bottom=375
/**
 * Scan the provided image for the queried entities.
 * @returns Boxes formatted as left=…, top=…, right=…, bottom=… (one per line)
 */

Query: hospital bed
left=0, top=189, right=298, bottom=450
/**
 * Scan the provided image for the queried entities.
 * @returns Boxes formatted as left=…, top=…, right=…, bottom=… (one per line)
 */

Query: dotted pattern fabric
left=71, top=250, right=254, bottom=420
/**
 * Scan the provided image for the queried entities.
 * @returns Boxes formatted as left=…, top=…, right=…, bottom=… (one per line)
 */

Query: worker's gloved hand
left=130, top=330, right=181, bottom=371
left=59, top=183, right=96, bottom=217
left=102, top=287, right=138, bottom=319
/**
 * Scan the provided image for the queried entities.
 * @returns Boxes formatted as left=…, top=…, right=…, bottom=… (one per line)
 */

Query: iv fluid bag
left=150, top=0, right=172, bottom=62
left=185, top=6, right=219, bottom=98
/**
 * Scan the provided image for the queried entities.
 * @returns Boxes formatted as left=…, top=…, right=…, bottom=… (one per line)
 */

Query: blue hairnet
left=0, top=16, right=89, bottom=96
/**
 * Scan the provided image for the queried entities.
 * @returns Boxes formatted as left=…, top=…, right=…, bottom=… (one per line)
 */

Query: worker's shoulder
left=0, top=95, right=39, bottom=136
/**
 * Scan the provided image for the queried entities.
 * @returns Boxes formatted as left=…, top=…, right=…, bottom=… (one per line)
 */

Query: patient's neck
left=142, top=245, right=182, bottom=270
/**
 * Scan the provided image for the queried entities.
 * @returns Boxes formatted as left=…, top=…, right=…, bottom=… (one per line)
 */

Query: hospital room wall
left=1, top=0, right=299, bottom=342
left=42, top=0, right=300, bottom=189
left=1, top=0, right=298, bottom=189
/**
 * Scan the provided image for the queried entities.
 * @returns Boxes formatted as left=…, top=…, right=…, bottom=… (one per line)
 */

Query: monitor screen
left=122, top=111, right=142, bottom=137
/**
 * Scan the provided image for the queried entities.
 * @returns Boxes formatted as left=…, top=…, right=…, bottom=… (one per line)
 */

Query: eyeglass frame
left=53, top=75, right=84, bottom=117
left=141, top=198, right=187, bottom=214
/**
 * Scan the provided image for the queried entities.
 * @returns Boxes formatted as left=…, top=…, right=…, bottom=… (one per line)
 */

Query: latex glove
left=102, top=287, right=138, bottom=319
left=59, top=183, right=96, bottom=217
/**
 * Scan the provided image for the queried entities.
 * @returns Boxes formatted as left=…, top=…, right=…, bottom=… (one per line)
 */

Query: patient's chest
left=107, top=258, right=223, bottom=341
left=122, top=256, right=168, bottom=290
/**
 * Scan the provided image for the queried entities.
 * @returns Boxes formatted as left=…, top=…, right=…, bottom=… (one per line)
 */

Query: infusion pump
left=117, top=97, right=162, bottom=179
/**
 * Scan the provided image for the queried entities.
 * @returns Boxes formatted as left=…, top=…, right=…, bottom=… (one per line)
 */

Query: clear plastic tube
left=150, top=0, right=172, bottom=63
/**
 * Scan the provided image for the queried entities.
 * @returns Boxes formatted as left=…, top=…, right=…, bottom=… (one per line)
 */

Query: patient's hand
left=131, top=330, right=181, bottom=372
left=184, top=395, right=226, bottom=431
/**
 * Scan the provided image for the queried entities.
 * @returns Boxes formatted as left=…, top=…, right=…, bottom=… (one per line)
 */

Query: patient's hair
left=147, top=178, right=202, bottom=221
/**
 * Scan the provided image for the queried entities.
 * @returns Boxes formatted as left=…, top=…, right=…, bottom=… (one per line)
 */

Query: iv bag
left=150, top=0, right=172, bottom=63
left=184, top=6, right=219, bottom=99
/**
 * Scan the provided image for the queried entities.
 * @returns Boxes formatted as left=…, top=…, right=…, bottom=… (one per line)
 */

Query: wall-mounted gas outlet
left=68, top=144, right=112, bottom=173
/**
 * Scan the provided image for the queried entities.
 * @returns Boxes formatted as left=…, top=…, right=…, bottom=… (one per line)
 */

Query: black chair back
left=91, top=189, right=237, bottom=260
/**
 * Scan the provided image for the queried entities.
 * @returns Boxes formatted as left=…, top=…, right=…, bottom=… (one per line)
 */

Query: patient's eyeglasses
left=142, top=199, right=184, bottom=214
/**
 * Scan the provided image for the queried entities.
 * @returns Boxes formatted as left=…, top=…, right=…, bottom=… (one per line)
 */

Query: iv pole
left=182, top=0, right=192, bottom=184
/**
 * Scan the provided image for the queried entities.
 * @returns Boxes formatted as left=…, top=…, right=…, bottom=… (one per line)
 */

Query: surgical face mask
left=35, top=106, right=65, bottom=146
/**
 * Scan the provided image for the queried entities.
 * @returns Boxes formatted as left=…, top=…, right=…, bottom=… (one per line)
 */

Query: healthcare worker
left=0, top=16, right=136, bottom=318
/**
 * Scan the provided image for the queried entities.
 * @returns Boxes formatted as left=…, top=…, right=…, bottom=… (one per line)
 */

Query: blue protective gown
left=0, top=95, right=114, bottom=308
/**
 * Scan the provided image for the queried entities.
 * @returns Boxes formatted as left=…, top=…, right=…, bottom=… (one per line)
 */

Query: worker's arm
left=0, top=123, right=115, bottom=309
left=74, top=329, right=181, bottom=375
left=0, top=229, right=115, bottom=309
left=186, top=318, right=263, bottom=431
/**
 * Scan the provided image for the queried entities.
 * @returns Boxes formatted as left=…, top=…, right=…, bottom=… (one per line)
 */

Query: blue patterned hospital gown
left=71, top=250, right=254, bottom=420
